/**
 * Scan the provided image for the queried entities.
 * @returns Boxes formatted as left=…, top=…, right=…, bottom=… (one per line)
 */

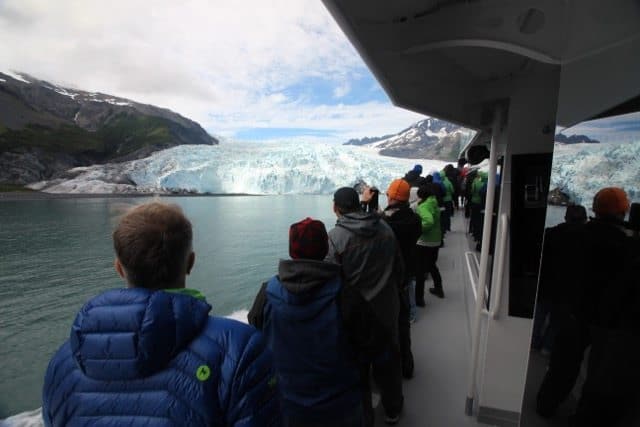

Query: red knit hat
left=387, top=178, right=410, bottom=202
left=289, top=217, right=328, bottom=260
left=592, top=187, right=630, bottom=217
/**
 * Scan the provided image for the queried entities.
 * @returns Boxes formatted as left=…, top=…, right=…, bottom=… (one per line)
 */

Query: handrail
left=464, top=251, right=480, bottom=301
left=464, top=251, right=490, bottom=315
left=489, top=213, right=509, bottom=319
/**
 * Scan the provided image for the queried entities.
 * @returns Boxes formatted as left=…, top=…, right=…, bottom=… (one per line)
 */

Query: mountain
left=554, top=134, right=599, bottom=144
left=0, top=71, right=217, bottom=186
left=345, top=118, right=603, bottom=161
left=344, top=118, right=472, bottom=161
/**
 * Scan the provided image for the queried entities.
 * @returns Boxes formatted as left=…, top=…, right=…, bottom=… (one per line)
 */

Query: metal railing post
left=465, top=107, right=502, bottom=416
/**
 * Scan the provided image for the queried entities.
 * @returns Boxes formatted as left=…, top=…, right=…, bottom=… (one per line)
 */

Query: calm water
left=0, top=197, right=568, bottom=417
left=0, top=195, right=339, bottom=417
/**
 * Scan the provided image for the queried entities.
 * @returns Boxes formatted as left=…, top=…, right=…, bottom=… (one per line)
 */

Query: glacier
left=29, top=142, right=449, bottom=195
left=29, top=140, right=640, bottom=207
left=550, top=140, right=640, bottom=205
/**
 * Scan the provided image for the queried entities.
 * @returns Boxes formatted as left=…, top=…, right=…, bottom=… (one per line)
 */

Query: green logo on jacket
left=196, top=365, right=211, bottom=381
left=268, top=375, right=278, bottom=388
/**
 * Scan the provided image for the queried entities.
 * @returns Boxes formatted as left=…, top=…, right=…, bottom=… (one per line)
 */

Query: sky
left=0, top=0, right=425, bottom=143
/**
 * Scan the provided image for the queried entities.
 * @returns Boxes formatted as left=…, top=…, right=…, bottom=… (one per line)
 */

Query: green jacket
left=442, top=176, right=454, bottom=202
left=416, top=196, right=442, bottom=246
left=471, top=174, right=486, bottom=204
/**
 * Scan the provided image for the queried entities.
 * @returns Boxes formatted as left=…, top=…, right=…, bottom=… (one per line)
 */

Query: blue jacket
left=42, top=288, right=281, bottom=427
left=250, top=260, right=361, bottom=423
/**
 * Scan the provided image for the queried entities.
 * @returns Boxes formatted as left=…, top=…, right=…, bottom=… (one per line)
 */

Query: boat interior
left=320, top=1, right=640, bottom=425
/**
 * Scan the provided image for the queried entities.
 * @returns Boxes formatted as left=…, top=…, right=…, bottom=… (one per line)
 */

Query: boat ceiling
left=322, top=0, right=640, bottom=131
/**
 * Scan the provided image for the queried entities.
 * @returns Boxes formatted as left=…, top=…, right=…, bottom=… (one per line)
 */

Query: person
left=326, top=187, right=405, bottom=425
left=415, top=183, right=444, bottom=303
left=469, top=171, right=487, bottom=247
left=532, top=205, right=587, bottom=354
left=363, top=179, right=421, bottom=378
left=42, top=202, right=281, bottom=427
left=536, top=188, right=633, bottom=421
left=626, top=202, right=640, bottom=239
left=571, top=188, right=638, bottom=426
left=439, top=170, right=455, bottom=233
left=403, top=164, right=424, bottom=187
left=248, top=218, right=365, bottom=427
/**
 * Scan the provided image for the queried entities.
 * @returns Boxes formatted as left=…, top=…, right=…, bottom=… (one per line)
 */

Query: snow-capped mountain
left=344, top=118, right=602, bottom=162
left=344, top=118, right=474, bottom=161
left=29, top=142, right=448, bottom=194
left=0, top=71, right=217, bottom=185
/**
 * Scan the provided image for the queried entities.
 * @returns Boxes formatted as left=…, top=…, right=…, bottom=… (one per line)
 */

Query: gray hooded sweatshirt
left=326, top=211, right=403, bottom=345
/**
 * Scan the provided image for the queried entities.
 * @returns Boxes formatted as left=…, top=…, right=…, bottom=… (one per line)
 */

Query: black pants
left=361, top=347, right=404, bottom=426
left=440, top=208, right=450, bottom=236
left=573, top=327, right=640, bottom=427
left=415, top=245, right=442, bottom=302
left=536, top=314, right=590, bottom=417
left=398, top=286, right=413, bottom=377
left=470, top=202, right=483, bottom=241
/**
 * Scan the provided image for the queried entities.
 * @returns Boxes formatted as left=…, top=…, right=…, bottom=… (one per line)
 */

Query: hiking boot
left=429, top=287, right=444, bottom=298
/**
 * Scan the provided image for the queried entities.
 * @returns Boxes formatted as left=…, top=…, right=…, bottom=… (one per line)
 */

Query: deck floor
left=373, top=212, right=492, bottom=426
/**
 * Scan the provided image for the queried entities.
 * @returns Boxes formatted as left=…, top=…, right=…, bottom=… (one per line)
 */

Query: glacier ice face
left=29, top=140, right=640, bottom=205
left=550, top=140, right=640, bottom=205
left=31, top=142, right=449, bottom=195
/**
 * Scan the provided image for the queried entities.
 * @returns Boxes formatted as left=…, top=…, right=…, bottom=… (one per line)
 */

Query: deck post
left=465, top=106, right=502, bottom=416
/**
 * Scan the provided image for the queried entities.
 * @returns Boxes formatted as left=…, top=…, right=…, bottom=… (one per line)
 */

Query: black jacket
left=382, top=202, right=422, bottom=282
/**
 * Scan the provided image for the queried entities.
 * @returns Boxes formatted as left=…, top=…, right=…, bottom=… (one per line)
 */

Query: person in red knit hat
left=249, top=217, right=382, bottom=427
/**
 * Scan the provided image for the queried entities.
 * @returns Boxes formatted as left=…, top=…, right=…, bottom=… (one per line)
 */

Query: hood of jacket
left=70, top=288, right=211, bottom=381
left=336, top=211, right=381, bottom=237
left=277, top=259, right=341, bottom=294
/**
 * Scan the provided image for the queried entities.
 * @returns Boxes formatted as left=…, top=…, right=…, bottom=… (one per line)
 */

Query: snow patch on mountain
left=29, top=142, right=447, bottom=195
left=1, top=70, right=30, bottom=84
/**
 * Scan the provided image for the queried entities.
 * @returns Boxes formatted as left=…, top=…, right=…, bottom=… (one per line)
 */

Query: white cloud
left=0, top=0, right=423, bottom=142
left=333, top=82, right=351, bottom=99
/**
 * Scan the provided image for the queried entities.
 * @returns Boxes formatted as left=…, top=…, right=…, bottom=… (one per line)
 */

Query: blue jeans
left=408, top=279, right=417, bottom=320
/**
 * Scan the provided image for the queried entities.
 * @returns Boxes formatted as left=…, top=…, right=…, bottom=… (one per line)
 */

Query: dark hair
left=113, top=202, right=193, bottom=289
left=629, top=202, right=640, bottom=230
left=565, top=205, right=587, bottom=224
left=333, top=187, right=361, bottom=214
left=417, top=183, right=439, bottom=200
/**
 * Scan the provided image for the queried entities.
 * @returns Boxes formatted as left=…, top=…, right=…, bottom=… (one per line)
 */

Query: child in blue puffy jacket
left=43, top=202, right=282, bottom=427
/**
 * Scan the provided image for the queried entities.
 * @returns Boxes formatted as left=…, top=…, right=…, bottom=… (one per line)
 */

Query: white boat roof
left=321, top=0, right=640, bottom=131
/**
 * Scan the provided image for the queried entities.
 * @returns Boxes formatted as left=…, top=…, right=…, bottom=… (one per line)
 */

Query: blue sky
left=0, top=0, right=424, bottom=144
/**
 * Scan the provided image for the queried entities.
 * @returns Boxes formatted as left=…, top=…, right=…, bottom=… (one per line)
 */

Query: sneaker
left=409, top=315, right=416, bottom=324
left=384, top=413, right=401, bottom=425
left=429, top=287, right=444, bottom=298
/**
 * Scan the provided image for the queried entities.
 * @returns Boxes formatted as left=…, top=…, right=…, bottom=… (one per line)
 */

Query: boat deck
left=372, top=212, right=492, bottom=426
